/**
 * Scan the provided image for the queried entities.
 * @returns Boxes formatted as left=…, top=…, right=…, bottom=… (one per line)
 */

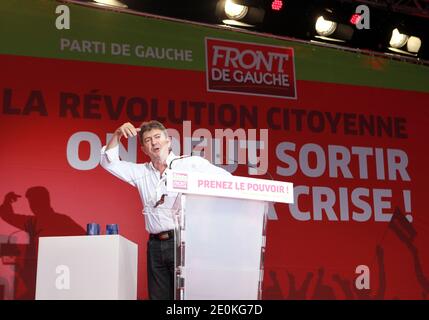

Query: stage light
left=93, top=0, right=127, bottom=8
left=388, top=28, right=422, bottom=54
left=407, top=36, right=422, bottom=53
left=271, top=0, right=283, bottom=11
left=313, top=12, right=354, bottom=43
left=350, top=14, right=361, bottom=25
left=389, top=28, right=408, bottom=48
left=224, top=0, right=248, bottom=20
left=315, top=16, right=337, bottom=37
left=216, top=0, right=265, bottom=28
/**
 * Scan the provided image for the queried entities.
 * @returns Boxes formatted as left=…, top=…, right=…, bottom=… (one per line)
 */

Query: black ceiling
left=90, top=0, right=429, bottom=61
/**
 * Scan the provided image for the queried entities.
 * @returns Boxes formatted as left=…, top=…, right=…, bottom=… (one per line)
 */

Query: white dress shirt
left=100, top=145, right=231, bottom=234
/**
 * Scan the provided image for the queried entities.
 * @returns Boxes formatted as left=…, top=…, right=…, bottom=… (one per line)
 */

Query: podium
left=166, top=171, right=293, bottom=300
left=35, top=235, right=138, bottom=300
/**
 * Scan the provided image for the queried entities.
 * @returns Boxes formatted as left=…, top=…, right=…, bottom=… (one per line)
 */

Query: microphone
left=169, top=143, right=199, bottom=170
left=168, top=154, right=193, bottom=170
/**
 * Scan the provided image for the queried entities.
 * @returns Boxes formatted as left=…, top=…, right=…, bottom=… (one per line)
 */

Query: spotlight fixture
left=314, top=13, right=354, bottom=43
left=216, top=0, right=265, bottom=28
left=389, top=28, right=409, bottom=48
left=388, top=28, right=422, bottom=55
left=407, top=36, right=422, bottom=54
left=271, top=0, right=283, bottom=11
left=315, top=16, right=337, bottom=37
left=349, top=13, right=361, bottom=25
left=224, top=0, right=248, bottom=20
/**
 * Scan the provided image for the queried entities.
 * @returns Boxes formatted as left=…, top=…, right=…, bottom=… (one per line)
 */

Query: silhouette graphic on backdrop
left=262, top=270, right=285, bottom=299
left=0, top=187, right=85, bottom=299
left=262, top=207, right=429, bottom=300
left=332, top=272, right=353, bottom=299
left=286, top=270, right=313, bottom=300
left=312, top=268, right=336, bottom=299
left=389, top=207, right=429, bottom=297
left=263, top=243, right=387, bottom=300
left=332, top=245, right=385, bottom=300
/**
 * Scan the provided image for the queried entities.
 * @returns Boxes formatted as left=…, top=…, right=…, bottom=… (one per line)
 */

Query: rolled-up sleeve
left=100, top=145, right=142, bottom=187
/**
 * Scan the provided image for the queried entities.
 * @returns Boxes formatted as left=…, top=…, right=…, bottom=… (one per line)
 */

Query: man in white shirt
left=100, top=120, right=230, bottom=300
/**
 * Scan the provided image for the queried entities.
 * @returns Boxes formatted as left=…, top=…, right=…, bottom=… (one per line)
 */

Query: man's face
left=141, top=129, right=171, bottom=162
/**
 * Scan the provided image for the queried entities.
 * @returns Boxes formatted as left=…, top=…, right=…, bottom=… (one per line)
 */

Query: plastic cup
left=87, top=223, right=100, bottom=235
left=106, top=224, right=119, bottom=235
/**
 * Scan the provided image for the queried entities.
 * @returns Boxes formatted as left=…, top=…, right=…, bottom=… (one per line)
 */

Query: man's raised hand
left=117, top=122, right=141, bottom=139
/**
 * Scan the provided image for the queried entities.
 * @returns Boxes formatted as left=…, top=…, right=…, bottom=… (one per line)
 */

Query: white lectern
left=35, top=235, right=138, bottom=300
left=166, top=171, right=293, bottom=300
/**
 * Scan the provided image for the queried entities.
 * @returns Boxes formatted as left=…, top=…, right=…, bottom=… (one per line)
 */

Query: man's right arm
left=101, top=123, right=142, bottom=187
left=106, top=122, right=141, bottom=151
